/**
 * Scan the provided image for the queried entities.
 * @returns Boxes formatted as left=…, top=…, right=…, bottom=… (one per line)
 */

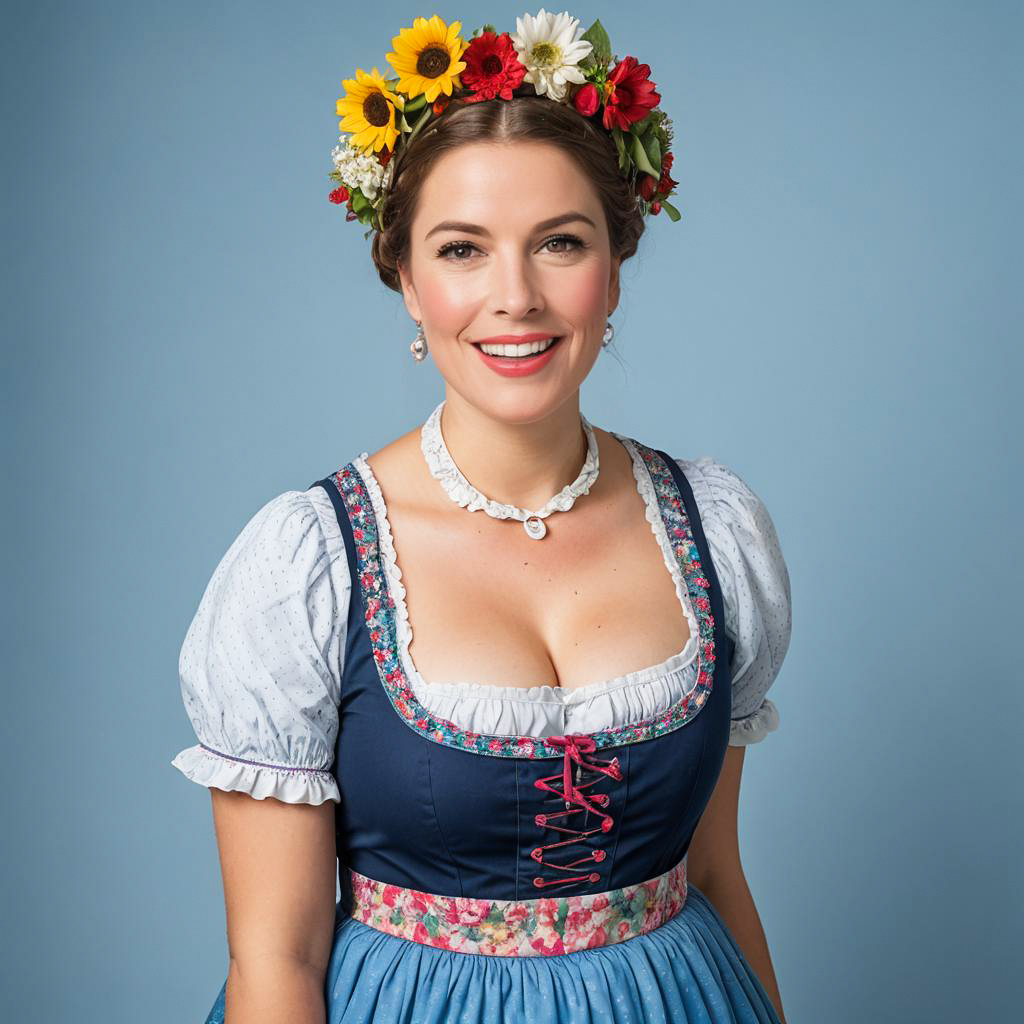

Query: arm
left=686, top=745, right=788, bottom=1024
left=211, top=789, right=338, bottom=1024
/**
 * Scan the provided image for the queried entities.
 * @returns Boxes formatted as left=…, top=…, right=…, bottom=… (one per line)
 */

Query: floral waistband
left=346, top=856, right=688, bottom=957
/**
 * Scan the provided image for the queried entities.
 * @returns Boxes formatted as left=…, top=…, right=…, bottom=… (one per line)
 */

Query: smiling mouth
left=474, top=336, right=564, bottom=358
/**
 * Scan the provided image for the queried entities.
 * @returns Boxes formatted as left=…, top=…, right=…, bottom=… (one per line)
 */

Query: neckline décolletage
left=349, top=433, right=701, bottom=704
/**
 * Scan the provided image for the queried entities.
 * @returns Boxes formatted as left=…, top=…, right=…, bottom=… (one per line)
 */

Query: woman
left=172, top=11, right=793, bottom=1023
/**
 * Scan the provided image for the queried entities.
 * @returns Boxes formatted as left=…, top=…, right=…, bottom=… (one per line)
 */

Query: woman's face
left=397, top=140, right=621, bottom=424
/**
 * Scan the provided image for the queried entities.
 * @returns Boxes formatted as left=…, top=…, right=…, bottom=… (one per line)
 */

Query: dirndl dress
left=171, top=433, right=792, bottom=1023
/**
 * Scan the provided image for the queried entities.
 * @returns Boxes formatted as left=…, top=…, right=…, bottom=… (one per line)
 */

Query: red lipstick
left=471, top=333, right=564, bottom=378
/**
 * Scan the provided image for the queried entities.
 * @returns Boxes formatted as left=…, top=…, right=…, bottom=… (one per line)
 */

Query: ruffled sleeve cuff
left=171, top=743, right=340, bottom=805
left=728, top=699, right=780, bottom=746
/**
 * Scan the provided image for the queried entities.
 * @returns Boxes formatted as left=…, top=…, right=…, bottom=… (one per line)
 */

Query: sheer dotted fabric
left=170, top=454, right=792, bottom=805
left=682, top=457, right=792, bottom=746
left=170, top=488, right=349, bottom=804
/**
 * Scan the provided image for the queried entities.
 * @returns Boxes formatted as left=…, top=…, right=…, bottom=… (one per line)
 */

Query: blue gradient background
left=3, top=2, right=1019, bottom=1021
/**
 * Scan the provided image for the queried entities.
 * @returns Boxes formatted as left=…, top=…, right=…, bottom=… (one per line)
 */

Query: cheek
left=415, top=272, right=476, bottom=326
left=560, top=263, right=611, bottom=320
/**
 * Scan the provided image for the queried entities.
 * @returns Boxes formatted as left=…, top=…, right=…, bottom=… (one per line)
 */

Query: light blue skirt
left=202, top=882, right=782, bottom=1023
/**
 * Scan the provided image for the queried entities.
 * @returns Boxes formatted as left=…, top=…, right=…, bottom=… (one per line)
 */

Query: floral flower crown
left=328, top=9, right=680, bottom=238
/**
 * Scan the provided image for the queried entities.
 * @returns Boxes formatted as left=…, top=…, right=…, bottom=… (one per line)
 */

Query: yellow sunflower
left=386, top=15, right=468, bottom=104
left=336, top=66, right=406, bottom=153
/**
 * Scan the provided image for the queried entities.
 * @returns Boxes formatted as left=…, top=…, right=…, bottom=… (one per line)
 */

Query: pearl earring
left=410, top=321, right=428, bottom=362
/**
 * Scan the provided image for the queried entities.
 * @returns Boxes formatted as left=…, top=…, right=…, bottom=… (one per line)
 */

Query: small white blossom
left=331, top=135, right=391, bottom=201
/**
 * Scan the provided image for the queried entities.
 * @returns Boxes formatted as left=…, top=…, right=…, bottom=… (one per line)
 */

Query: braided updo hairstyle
left=370, top=95, right=646, bottom=293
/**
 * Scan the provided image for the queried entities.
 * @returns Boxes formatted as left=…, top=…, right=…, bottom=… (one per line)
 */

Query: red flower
left=460, top=31, right=527, bottom=102
left=602, top=56, right=661, bottom=131
left=328, top=186, right=350, bottom=204
left=657, top=151, right=678, bottom=196
left=573, top=81, right=600, bottom=117
left=637, top=174, right=658, bottom=201
left=638, top=151, right=678, bottom=206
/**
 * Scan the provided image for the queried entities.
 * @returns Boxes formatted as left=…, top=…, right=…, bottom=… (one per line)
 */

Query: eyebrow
left=424, top=212, right=598, bottom=241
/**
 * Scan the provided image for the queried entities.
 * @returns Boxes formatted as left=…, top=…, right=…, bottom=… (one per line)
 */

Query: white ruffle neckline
left=352, top=431, right=703, bottom=738
left=419, top=398, right=601, bottom=520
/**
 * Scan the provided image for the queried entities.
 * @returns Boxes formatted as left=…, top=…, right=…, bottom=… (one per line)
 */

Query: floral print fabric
left=347, top=856, right=689, bottom=957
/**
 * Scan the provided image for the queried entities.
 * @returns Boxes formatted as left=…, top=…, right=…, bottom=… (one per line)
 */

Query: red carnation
left=602, top=56, right=661, bottom=131
left=637, top=174, right=658, bottom=201
left=657, top=151, right=678, bottom=196
left=573, top=82, right=600, bottom=117
left=460, top=31, right=527, bottom=102
left=328, top=186, right=350, bottom=204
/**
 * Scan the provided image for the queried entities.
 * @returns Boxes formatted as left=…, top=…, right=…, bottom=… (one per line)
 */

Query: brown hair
left=370, top=95, right=646, bottom=293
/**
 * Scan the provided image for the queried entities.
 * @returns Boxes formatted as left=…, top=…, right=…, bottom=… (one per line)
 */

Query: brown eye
left=435, top=241, right=478, bottom=261
left=543, top=234, right=585, bottom=254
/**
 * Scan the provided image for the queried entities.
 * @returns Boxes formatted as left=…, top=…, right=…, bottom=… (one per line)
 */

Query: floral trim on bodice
left=329, top=439, right=717, bottom=758
left=347, top=855, right=688, bottom=957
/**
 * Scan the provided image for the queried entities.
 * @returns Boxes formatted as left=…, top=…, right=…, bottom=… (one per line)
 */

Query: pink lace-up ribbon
left=531, top=733, right=623, bottom=890
left=345, top=733, right=688, bottom=956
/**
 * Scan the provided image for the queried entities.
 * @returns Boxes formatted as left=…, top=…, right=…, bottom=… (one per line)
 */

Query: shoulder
left=674, top=456, right=776, bottom=533
left=203, top=485, right=351, bottom=605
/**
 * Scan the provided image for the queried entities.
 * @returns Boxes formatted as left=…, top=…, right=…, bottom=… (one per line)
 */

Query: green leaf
left=403, top=93, right=427, bottom=113
left=611, top=129, right=628, bottom=172
left=642, top=129, right=662, bottom=175
left=658, top=198, right=681, bottom=221
left=581, top=19, right=612, bottom=63
left=350, top=189, right=369, bottom=213
left=630, top=134, right=659, bottom=177
left=629, top=112, right=655, bottom=136
left=405, top=104, right=434, bottom=145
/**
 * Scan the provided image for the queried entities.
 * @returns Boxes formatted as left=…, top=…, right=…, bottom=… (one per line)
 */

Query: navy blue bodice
left=311, top=443, right=734, bottom=910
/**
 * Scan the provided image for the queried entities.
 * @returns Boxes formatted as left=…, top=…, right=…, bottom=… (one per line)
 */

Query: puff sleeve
left=170, top=488, right=350, bottom=803
left=684, top=457, right=793, bottom=746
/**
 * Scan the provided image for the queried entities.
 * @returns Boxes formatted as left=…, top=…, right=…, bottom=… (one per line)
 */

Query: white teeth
left=479, top=336, right=558, bottom=357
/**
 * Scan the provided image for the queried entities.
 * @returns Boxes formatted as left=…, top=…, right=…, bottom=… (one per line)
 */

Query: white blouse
left=171, top=449, right=793, bottom=805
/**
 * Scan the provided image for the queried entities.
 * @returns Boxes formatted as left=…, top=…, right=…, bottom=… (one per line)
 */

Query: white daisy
left=510, top=8, right=593, bottom=102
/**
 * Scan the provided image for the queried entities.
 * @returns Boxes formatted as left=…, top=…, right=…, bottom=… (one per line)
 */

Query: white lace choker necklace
left=419, top=399, right=600, bottom=540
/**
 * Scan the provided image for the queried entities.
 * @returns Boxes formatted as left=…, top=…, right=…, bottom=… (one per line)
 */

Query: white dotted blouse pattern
left=171, top=453, right=792, bottom=804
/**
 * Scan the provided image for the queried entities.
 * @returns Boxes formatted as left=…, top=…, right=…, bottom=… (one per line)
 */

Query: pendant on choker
left=523, top=516, right=547, bottom=540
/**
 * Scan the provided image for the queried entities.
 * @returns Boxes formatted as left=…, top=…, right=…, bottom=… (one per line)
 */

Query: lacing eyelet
left=531, top=734, right=622, bottom=891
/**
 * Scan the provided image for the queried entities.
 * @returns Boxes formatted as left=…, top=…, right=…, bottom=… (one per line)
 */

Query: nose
left=489, top=250, right=546, bottom=320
